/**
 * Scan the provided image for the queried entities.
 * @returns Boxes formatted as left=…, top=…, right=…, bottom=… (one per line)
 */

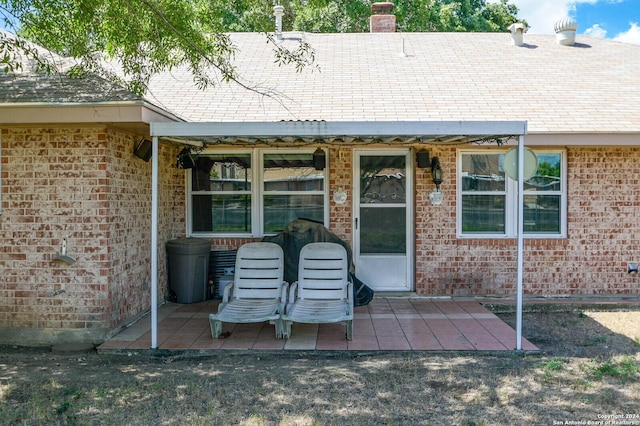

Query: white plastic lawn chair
left=209, top=242, right=288, bottom=339
left=282, top=242, right=354, bottom=340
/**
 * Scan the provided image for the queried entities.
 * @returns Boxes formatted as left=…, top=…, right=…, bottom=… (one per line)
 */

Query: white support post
left=151, top=136, right=159, bottom=349
left=516, top=135, right=525, bottom=351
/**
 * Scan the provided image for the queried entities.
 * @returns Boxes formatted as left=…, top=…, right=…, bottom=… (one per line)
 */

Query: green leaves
left=1, top=0, right=317, bottom=95
left=0, top=31, right=55, bottom=74
left=288, top=0, right=525, bottom=33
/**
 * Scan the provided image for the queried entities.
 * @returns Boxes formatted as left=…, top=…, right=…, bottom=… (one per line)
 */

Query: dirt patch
left=494, top=305, right=640, bottom=358
left=1, top=305, right=639, bottom=425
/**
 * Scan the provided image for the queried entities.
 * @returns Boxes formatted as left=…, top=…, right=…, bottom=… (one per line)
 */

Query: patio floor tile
left=97, top=298, right=539, bottom=353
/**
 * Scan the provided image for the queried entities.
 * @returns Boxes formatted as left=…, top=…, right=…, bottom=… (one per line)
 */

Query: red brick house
left=1, top=16, right=640, bottom=345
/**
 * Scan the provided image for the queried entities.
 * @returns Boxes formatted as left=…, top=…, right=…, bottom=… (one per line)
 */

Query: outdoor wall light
left=416, top=149, right=430, bottom=168
left=313, top=147, right=326, bottom=170
left=429, top=157, right=444, bottom=205
left=431, top=157, right=443, bottom=190
left=628, top=263, right=638, bottom=274
left=176, top=147, right=196, bottom=169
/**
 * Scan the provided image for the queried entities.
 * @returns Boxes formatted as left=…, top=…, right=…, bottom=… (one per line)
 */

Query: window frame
left=457, top=148, right=567, bottom=239
left=187, top=148, right=329, bottom=238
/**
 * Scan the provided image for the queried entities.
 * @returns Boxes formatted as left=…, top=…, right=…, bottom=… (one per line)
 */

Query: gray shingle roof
left=3, top=31, right=639, bottom=135
left=0, top=30, right=141, bottom=104
left=1, top=70, right=142, bottom=104
left=146, top=32, right=640, bottom=134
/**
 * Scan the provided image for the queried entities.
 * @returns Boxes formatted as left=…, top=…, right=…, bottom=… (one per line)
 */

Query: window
left=188, top=150, right=327, bottom=236
left=262, top=152, right=326, bottom=233
left=191, top=153, right=252, bottom=234
left=458, top=149, right=566, bottom=238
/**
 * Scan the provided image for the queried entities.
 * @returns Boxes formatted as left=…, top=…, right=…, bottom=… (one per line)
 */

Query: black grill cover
left=263, top=219, right=374, bottom=307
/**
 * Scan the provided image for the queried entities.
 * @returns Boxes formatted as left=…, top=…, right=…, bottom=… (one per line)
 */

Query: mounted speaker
left=416, top=149, right=430, bottom=168
left=177, top=147, right=196, bottom=169
left=134, top=138, right=152, bottom=162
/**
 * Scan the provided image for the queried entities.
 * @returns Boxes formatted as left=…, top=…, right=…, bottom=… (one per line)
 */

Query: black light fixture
left=416, top=149, right=430, bottom=168
left=313, top=147, right=326, bottom=170
left=133, top=138, right=152, bottom=162
left=176, top=147, right=196, bottom=169
left=431, top=157, right=443, bottom=191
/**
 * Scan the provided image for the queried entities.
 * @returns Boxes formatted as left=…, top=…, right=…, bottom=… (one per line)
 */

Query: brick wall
left=329, top=147, right=352, bottom=242
left=563, top=146, right=640, bottom=294
left=6, top=133, right=634, bottom=345
left=206, top=144, right=640, bottom=298
left=104, top=128, right=182, bottom=327
left=415, top=145, right=640, bottom=296
left=0, top=126, right=181, bottom=344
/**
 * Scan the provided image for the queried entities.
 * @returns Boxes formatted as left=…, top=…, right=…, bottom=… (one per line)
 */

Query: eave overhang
left=0, top=101, right=182, bottom=135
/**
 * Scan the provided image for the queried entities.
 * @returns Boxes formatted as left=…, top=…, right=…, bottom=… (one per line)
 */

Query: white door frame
left=353, top=148, right=414, bottom=292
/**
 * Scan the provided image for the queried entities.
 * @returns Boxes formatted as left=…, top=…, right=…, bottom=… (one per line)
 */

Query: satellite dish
left=503, top=147, right=538, bottom=181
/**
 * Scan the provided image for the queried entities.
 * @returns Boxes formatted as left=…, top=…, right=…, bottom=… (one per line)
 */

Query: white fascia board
left=0, top=102, right=181, bottom=125
left=521, top=133, right=640, bottom=146
left=150, top=120, right=527, bottom=138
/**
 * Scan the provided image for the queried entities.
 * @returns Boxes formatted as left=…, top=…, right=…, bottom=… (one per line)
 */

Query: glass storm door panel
left=354, top=150, right=413, bottom=291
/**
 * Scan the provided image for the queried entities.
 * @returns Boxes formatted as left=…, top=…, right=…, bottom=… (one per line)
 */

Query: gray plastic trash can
left=166, top=238, right=211, bottom=304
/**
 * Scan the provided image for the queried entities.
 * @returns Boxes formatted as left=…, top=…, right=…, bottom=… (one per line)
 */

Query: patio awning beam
left=151, top=120, right=527, bottom=144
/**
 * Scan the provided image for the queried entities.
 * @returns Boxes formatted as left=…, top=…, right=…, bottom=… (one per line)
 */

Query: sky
left=494, top=0, right=640, bottom=44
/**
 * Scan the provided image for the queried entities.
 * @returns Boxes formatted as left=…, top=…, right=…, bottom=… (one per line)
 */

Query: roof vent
left=554, top=17, right=578, bottom=46
left=274, top=5, right=285, bottom=41
left=508, top=23, right=527, bottom=46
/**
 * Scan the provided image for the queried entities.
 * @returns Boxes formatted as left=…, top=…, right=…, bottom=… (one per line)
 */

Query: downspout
left=516, top=135, right=525, bottom=351
left=151, top=136, right=159, bottom=349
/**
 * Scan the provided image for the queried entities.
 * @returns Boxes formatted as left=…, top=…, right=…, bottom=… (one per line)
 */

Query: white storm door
left=354, top=149, right=413, bottom=292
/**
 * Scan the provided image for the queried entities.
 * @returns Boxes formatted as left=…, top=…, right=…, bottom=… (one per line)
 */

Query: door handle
left=355, top=218, right=358, bottom=229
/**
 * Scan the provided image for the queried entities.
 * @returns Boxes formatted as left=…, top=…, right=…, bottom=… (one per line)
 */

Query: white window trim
left=457, top=148, right=567, bottom=239
left=187, top=148, right=329, bottom=238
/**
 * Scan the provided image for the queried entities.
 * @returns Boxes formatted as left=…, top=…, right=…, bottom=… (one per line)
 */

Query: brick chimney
left=370, top=2, right=396, bottom=33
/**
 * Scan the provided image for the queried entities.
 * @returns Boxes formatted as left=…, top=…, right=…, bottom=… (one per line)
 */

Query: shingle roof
left=146, top=32, right=640, bottom=134
left=0, top=30, right=141, bottom=104
left=2, top=70, right=142, bottom=104
left=2, top=31, right=639, bottom=135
